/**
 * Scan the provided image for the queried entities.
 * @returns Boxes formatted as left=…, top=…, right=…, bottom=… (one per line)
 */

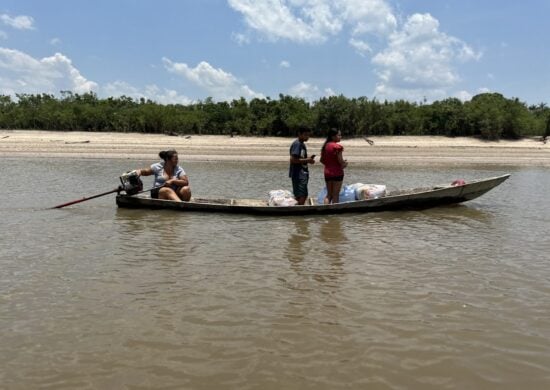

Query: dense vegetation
left=1, top=91, right=549, bottom=140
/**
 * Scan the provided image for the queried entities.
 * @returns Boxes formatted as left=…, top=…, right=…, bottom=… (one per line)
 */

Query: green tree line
left=1, top=91, right=549, bottom=140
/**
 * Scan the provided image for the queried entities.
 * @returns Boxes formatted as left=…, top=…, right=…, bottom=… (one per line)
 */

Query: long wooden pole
left=51, top=188, right=120, bottom=209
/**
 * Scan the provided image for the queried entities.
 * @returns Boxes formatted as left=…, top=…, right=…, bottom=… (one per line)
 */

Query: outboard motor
left=119, top=170, right=143, bottom=195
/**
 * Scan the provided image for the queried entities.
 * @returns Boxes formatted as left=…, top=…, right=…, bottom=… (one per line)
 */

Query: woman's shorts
left=325, top=175, right=344, bottom=182
left=151, top=187, right=160, bottom=199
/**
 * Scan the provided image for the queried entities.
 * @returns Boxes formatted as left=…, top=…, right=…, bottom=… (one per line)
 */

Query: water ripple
left=2, top=161, right=550, bottom=388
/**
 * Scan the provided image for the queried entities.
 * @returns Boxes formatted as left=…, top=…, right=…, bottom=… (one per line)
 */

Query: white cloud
left=371, top=13, right=481, bottom=102
left=374, top=83, right=448, bottom=103
left=279, top=60, right=290, bottom=68
left=349, top=38, right=371, bottom=56
left=288, top=81, right=334, bottom=101
left=102, top=81, right=139, bottom=97
left=324, top=87, right=336, bottom=97
left=454, top=87, right=490, bottom=102
left=228, top=0, right=329, bottom=43
left=231, top=32, right=250, bottom=45
left=228, top=0, right=395, bottom=44
left=335, top=0, right=397, bottom=36
left=143, top=85, right=193, bottom=105
left=50, top=38, right=61, bottom=46
left=0, top=14, right=35, bottom=30
left=162, top=57, right=264, bottom=101
left=0, top=48, right=97, bottom=96
left=289, top=81, right=319, bottom=97
left=0, top=47, right=237, bottom=104
left=228, top=1, right=481, bottom=102
left=228, top=0, right=341, bottom=42
left=102, top=81, right=192, bottom=105
left=454, top=90, right=472, bottom=102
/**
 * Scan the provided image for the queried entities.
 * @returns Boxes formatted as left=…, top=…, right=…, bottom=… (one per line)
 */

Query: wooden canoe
left=116, top=174, right=510, bottom=215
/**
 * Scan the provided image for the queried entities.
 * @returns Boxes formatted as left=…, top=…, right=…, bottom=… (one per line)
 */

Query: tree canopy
left=0, top=91, right=548, bottom=140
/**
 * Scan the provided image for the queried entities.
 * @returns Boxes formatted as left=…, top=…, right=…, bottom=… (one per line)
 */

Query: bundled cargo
left=341, top=183, right=364, bottom=202
left=356, top=184, right=387, bottom=200
left=316, top=183, right=365, bottom=204
left=268, top=190, right=298, bottom=207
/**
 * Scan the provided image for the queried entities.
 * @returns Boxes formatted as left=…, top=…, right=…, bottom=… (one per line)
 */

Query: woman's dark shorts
left=151, top=187, right=160, bottom=199
left=324, top=175, right=344, bottom=182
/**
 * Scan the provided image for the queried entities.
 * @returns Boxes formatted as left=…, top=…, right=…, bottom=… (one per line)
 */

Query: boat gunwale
left=116, top=174, right=510, bottom=215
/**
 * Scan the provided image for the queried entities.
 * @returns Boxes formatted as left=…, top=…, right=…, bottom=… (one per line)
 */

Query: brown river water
left=1, top=158, right=550, bottom=389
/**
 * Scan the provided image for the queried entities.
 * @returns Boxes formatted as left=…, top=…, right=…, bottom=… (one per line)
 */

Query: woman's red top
left=322, top=142, right=344, bottom=177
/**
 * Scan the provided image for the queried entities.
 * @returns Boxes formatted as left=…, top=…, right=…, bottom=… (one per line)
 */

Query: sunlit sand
left=1, top=130, right=549, bottom=166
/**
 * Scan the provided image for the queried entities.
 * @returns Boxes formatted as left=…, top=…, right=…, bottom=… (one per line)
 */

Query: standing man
left=289, top=126, right=315, bottom=205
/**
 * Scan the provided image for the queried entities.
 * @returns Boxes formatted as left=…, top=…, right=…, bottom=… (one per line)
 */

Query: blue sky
left=0, top=0, right=548, bottom=105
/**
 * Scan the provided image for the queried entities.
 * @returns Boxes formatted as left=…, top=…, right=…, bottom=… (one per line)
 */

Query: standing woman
left=137, top=149, right=191, bottom=201
left=320, top=129, right=347, bottom=204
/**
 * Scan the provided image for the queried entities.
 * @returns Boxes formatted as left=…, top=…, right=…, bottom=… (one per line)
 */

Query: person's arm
left=337, top=150, right=348, bottom=168
left=290, top=155, right=315, bottom=165
left=290, top=141, right=314, bottom=165
left=137, top=167, right=153, bottom=176
left=166, top=175, right=189, bottom=187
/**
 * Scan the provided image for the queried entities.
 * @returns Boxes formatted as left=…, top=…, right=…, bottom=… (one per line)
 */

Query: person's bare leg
left=296, top=196, right=306, bottom=205
left=324, top=181, right=332, bottom=204
left=332, top=181, right=343, bottom=203
left=159, top=187, right=181, bottom=201
left=177, top=186, right=192, bottom=201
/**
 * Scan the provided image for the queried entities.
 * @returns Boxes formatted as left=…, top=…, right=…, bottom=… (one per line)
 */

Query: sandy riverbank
left=1, top=129, right=549, bottom=166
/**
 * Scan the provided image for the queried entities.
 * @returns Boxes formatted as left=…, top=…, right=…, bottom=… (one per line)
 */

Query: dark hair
left=297, top=126, right=311, bottom=135
left=321, top=128, right=339, bottom=152
left=159, top=149, right=178, bottom=161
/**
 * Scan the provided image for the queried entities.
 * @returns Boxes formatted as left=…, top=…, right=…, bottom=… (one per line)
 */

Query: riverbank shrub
left=0, top=91, right=547, bottom=140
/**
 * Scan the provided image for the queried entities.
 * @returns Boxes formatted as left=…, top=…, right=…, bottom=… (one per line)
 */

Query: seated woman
left=137, top=149, right=191, bottom=201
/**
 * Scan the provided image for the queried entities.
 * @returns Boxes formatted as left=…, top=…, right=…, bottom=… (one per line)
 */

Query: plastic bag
left=451, top=179, right=466, bottom=186
left=339, top=185, right=357, bottom=202
left=356, top=184, right=387, bottom=200
left=316, top=183, right=363, bottom=204
left=317, top=187, right=328, bottom=205
left=268, top=190, right=298, bottom=207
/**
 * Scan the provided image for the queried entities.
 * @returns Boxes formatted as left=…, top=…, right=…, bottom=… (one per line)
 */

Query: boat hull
left=116, top=174, right=510, bottom=215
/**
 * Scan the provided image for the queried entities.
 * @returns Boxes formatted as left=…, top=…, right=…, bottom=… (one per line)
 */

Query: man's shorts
left=292, top=176, right=309, bottom=198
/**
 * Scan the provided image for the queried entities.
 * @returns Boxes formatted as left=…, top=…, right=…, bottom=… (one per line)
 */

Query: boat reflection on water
left=317, top=217, right=347, bottom=286
left=284, top=216, right=348, bottom=289
left=285, top=218, right=311, bottom=274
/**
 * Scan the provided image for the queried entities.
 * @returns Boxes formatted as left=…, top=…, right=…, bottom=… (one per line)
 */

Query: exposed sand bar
left=1, top=130, right=549, bottom=166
